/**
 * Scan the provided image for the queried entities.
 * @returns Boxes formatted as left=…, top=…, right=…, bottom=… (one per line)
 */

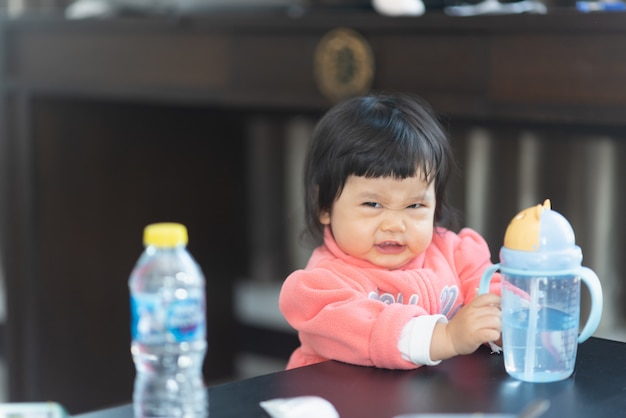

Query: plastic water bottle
left=129, top=222, right=208, bottom=417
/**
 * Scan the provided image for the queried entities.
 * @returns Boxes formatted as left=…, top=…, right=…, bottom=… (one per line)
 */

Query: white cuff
left=398, top=314, right=448, bottom=366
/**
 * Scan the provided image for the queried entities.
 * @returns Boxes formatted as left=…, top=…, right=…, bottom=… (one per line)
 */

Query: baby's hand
left=432, top=293, right=501, bottom=359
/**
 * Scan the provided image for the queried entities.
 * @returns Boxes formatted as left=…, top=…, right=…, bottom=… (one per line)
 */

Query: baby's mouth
left=375, top=241, right=405, bottom=254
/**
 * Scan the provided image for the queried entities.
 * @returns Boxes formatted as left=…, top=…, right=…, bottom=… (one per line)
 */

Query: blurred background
left=1, top=0, right=626, bottom=414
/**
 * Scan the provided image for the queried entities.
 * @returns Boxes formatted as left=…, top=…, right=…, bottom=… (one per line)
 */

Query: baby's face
left=319, top=174, right=436, bottom=269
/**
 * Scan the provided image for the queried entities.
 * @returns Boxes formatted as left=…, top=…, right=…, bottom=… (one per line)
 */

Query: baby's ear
left=319, top=210, right=331, bottom=225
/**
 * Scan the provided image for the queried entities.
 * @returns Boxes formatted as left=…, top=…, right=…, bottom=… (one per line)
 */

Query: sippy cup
left=479, top=199, right=603, bottom=383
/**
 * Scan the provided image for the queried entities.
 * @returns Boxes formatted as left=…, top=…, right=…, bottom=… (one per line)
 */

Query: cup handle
left=479, top=264, right=501, bottom=295
left=578, top=266, right=603, bottom=343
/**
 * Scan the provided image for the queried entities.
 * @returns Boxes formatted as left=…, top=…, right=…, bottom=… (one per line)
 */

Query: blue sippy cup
left=479, top=199, right=603, bottom=383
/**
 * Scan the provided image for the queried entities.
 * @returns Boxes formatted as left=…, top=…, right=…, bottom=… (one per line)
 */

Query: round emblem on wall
left=314, top=28, right=375, bottom=103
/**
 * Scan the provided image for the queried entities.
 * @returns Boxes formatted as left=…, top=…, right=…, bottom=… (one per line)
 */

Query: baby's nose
left=380, top=212, right=406, bottom=233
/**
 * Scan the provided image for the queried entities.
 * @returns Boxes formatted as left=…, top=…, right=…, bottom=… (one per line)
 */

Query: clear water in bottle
left=500, top=274, right=580, bottom=383
left=129, top=223, right=208, bottom=418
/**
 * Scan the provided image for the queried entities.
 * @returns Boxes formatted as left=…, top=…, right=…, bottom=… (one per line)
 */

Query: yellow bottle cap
left=143, top=222, right=188, bottom=247
left=504, top=199, right=551, bottom=251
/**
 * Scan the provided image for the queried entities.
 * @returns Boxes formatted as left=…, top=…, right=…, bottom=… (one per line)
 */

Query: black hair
left=304, top=93, right=458, bottom=242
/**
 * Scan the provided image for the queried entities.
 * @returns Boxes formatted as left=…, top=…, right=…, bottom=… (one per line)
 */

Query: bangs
left=340, top=123, right=441, bottom=185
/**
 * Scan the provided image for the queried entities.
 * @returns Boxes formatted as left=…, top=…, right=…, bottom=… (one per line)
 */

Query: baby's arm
left=280, top=267, right=431, bottom=369
left=429, top=292, right=502, bottom=361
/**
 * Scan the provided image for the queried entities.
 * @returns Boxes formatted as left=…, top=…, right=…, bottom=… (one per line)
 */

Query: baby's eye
left=363, top=202, right=381, bottom=208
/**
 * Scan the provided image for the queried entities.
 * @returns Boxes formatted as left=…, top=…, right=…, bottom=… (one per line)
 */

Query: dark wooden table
left=75, top=337, right=626, bottom=418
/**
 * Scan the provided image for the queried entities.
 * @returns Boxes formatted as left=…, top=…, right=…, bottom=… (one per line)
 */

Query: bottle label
left=131, top=292, right=206, bottom=344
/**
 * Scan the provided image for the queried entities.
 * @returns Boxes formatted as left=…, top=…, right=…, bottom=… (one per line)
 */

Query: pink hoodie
left=279, top=226, right=499, bottom=370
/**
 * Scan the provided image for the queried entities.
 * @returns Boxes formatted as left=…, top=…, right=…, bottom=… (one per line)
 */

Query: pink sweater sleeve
left=279, top=264, right=434, bottom=370
left=451, top=228, right=501, bottom=297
